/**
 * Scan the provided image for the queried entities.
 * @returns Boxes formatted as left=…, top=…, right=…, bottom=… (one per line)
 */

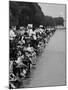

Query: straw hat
left=39, top=25, right=43, bottom=28
left=27, top=24, right=33, bottom=29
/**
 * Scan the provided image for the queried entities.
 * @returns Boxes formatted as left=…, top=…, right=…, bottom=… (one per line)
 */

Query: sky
left=38, top=3, right=66, bottom=20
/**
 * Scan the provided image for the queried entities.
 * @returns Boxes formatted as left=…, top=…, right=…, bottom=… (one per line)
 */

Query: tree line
left=9, top=1, right=64, bottom=28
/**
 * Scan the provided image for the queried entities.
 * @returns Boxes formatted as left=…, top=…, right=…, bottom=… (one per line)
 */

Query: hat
left=20, top=26, right=25, bottom=30
left=27, top=24, right=33, bottom=29
left=39, top=25, right=43, bottom=28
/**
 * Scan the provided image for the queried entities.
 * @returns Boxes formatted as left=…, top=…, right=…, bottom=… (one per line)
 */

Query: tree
left=9, top=1, right=64, bottom=28
left=53, top=17, right=64, bottom=26
left=9, top=1, right=45, bottom=27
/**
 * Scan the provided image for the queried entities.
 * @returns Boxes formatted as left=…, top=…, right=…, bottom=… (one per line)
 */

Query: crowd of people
left=9, top=24, right=56, bottom=89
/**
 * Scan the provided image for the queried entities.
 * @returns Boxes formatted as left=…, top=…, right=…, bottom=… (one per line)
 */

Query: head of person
left=39, top=25, right=43, bottom=29
left=20, top=26, right=25, bottom=31
left=28, top=44, right=30, bottom=47
left=12, top=26, right=16, bottom=31
left=17, top=51, right=21, bottom=57
left=27, top=24, right=33, bottom=29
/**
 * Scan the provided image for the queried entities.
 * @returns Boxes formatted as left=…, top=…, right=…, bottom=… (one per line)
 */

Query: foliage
left=9, top=1, right=64, bottom=28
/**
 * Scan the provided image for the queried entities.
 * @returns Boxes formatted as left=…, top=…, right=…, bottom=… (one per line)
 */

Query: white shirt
left=10, top=30, right=16, bottom=40
left=33, top=35, right=37, bottom=40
